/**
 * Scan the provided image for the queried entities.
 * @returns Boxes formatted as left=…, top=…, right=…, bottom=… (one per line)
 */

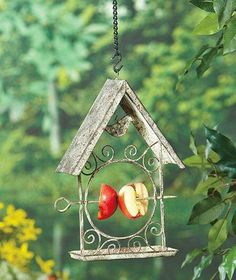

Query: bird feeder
left=54, top=79, right=184, bottom=261
left=54, top=0, right=184, bottom=261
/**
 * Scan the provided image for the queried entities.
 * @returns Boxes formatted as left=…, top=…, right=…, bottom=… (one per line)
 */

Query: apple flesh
left=118, top=183, right=149, bottom=219
left=97, top=184, right=118, bottom=220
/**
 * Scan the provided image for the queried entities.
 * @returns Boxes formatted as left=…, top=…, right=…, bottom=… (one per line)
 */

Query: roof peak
left=56, top=79, right=184, bottom=176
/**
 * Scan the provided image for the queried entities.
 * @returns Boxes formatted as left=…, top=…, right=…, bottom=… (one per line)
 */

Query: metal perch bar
left=54, top=196, right=176, bottom=213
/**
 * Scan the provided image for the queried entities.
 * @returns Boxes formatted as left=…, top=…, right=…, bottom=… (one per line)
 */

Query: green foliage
left=188, top=196, right=225, bottom=225
left=190, top=0, right=215, bottom=12
left=195, top=177, right=222, bottom=194
left=213, top=0, right=235, bottom=28
left=208, top=218, right=228, bottom=252
left=205, top=126, right=236, bottom=178
left=182, top=248, right=204, bottom=268
left=193, top=13, right=218, bottom=35
left=232, top=211, right=236, bottom=234
left=0, top=0, right=235, bottom=279
left=219, top=246, right=236, bottom=280
left=223, top=14, right=236, bottom=54
left=183, top=127, right=236, bottom=279
left=183, top=0, right=236, bottom=78
left=193, top=254, right=213, bottom=280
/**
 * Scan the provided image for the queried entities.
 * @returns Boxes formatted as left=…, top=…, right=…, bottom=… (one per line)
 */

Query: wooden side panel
left=121, top=82, right=184, bottom=169
left=56, top=79, right=126, bottom=175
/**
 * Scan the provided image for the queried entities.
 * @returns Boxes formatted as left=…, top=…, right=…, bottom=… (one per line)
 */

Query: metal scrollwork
left=145, top=222, right=162, bottom=241
left=56, top=142, right=175, bottom=259
left=128, top=236, right=147, bottom=253
left=97, top=239, right=121, bottom=255
left=101, top=145, right=115, bottom=161
left=124, top=144, right=139, bottom=161
left=83, top=229, right=101, bottom=250
left=123, top=143, right=160, bottom=173
left=82, top=152, right=98, bottom=176
left=82, top=145, right=115, bottom=176
left=142, top=153, right=159, bottom=173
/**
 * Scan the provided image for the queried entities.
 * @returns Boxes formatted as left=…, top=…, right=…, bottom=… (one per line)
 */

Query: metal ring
left=84, top=160, right=158, bottom=240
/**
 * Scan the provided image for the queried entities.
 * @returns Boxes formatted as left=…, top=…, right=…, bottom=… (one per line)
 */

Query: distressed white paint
left=56, top=79, right=184, bottom=176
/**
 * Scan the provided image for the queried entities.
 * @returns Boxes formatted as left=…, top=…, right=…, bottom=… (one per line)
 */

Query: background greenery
left=0, top=0, right=235, bottom=279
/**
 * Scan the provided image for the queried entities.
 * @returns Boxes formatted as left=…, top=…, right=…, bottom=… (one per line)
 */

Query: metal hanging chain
left=112, top=0, right=123, bottom=75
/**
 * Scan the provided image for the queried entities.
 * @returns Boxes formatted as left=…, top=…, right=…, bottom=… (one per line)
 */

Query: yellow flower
left=19, top=243, right=34, bottom=260
left=0, top=240, right=33, bottom=269
left=4, top=205, right=27, bottom=227
left=17, top=219, right=42, bottom=242
left=0, top=221, right=13, bottom=234
left=0, top=202, right=4, bottom=210
left=36, top=256, right=55, bottom=274
left=0, top=203, right=45, bottom=273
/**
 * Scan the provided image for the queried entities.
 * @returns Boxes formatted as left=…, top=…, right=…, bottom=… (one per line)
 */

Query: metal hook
left=54, top=197, right=75, bottom=213
left=54, top=197, right=101, bottom=213
left=112, top=52, right=123, bottom=75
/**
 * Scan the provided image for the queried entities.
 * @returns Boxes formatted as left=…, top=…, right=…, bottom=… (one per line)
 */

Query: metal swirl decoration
left=82, top=152, right=98, bottom=176
left=142, top=152, right=159, bottom=173
left=101, top=145, right=115, bottom=161
left=128, top=236, right=147, bottom=253
left=97, top=239, right=121, bottom=255
left=82, top=145, right=115, bottom=176
left=124, top=144, right=139, bottom=161
left=144, top=221, right=162, bottom=246
left=83, top=229, right=101, bottom=250
left=124, top=143, right=159, bottom=173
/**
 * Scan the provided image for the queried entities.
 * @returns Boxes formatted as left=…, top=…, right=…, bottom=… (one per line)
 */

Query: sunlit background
left=0, top=0, right=235, bottom=279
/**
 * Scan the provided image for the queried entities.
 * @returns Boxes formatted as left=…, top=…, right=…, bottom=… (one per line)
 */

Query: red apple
left=118, top=183, right=148, bottom=219
left=97, top=184, right=118, bottom=220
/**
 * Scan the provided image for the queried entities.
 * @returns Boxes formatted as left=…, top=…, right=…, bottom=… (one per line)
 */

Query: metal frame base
left=69, top=246, right=178, bottom=261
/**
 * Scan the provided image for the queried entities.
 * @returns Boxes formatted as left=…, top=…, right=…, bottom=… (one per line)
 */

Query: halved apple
left=118, top=183, right=149, bottom=219
left=97, top=184, right=118, bottom=220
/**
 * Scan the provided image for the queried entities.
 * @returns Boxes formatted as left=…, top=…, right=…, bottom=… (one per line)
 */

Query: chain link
left=112, top=0, right=123, bottom=75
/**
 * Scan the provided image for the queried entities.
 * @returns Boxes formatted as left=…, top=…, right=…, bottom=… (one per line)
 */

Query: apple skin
left=118, top=186, right=141, bottom=220
left=118, top=183, right=148, bottom=220
left=97, top=184, right=118, bottom=220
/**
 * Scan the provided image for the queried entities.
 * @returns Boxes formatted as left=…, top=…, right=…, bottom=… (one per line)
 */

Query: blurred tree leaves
left=213, top=0, right=235, bottom=28
left=0, top=0, right=108, bottom=135
left=218, top=246, right=236, bottom=280
left=183, top=127, right=236, bottom=279
left=184, top=0, right=236, bottom=78
left=188, top=195, right=225, bottom=225
left=193, top=254, right=213, bottom=280
left=193, top=13, right=218, bottom=35
left=181, top=248, right=204, bottom=268
left=0, top=0, right=236, bottom=279
left=190, top=0, right=215, bottom=12
left=205, top=126, right=236, bottom=178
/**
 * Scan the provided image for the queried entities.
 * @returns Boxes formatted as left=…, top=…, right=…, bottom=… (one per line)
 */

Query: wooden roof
left=56, top=79, right=184, bottom=176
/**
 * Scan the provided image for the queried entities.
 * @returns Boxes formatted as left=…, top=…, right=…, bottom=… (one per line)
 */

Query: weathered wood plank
left=69, top=246, right=178, bottom=261
left=123, top=81, right=184, bottom=169
left=56, top=79, right=184, bottom=176
left=56, top=79, right=126, bottom=175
